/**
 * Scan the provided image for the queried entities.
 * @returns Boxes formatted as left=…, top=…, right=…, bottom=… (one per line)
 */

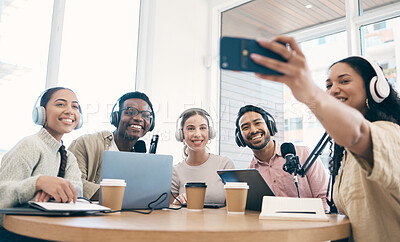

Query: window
left=284, top=118, right=303, bottom=131
left=57, top=0, right=141, bottom=145
left=360, top=0, right=400, bottom=13
left=361, top=17, right=399, bottom=90
left=0, top=0, right=141, bottom=157
left=0, top=0, right=53, bottom=154
left=284, top=32, right=348, bottom=148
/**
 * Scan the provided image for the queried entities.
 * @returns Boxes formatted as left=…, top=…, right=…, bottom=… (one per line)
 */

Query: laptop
left=100, top=151, right=173, bottom=210
left=217, top=169, right=275, bottom=211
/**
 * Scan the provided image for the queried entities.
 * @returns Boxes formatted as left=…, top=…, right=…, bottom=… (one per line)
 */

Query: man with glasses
left=68, top=91, right=155, bottom=200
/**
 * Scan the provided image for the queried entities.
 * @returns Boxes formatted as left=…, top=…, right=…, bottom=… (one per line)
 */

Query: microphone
left=281, top=142, right=301, bottom=197
left=149, top=135, right=159, bottom=154
left=133, top=140, right=147, bottom=153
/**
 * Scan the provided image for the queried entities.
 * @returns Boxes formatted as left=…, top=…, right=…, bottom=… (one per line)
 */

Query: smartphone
left=220, top=36, right=286, bottom=75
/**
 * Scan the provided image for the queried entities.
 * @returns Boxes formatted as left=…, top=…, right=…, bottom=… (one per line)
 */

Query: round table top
left=4, top=208, right=350, bottom=242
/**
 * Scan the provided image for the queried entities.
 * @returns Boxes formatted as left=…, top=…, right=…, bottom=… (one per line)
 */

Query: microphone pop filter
left=134, top=140, right=147, bottom=153
left=281, top=142, right=296, bottom=157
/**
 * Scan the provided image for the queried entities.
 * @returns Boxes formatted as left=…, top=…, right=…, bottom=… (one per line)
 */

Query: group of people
left=0, top=36, right=399, bottom=241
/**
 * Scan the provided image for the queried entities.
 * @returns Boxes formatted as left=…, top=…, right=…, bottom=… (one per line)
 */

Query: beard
left=122, top=130, right=141, bottom=141
left=245, top=134, right=270, bottom=150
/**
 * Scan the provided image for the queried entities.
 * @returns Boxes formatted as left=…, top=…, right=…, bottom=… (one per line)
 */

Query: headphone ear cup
left=369, top=76, right=390, bottom=103
left=149, top=116, right=155, bottom=131
left=268, top=120, right=277, bottom=136
left=235, top=129, right=246, bottom=147
left=110, top=111, right=119, bottom=128
left=75, top=113, right=83, bottom=130
left=208, top=126, right=216, bottom=140
left=175, top=129, right=184, bottom=142
left=32, top=106, right=46, bottom=126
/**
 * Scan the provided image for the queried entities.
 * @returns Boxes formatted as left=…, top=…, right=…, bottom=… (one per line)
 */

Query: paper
left=259, top=196, right=329, bottom=222
left=28, top=200, right=111, bottom=212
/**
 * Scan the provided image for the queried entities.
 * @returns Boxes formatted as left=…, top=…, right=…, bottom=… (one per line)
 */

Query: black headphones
left=235, top=105, right=277, bottom=147
left=109, top=92, right=155, bottom=131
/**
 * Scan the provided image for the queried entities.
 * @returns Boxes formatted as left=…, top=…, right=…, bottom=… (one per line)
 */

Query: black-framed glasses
left=120, top=107, right=153, bottom=120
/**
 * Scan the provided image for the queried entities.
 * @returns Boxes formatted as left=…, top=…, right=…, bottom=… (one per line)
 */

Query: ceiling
left=222, top=0, right=400, bottom=39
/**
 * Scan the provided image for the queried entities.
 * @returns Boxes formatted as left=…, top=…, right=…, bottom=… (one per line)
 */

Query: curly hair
left=328, top=56, right=400, bottom=175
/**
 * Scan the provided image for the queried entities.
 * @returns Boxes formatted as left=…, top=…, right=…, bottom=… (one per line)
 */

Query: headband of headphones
left=356, top=56, right=390, bottom=103
left=32, top=87, right=83, bottom=129
left=175, top=108, right=216, bottom=142
left=109, top=92, right=155, bottom=131
left=235, top=105, right=277, bottom=147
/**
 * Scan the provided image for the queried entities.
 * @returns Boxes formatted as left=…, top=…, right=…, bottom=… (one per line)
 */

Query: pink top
left=249, top=140, right=329, bottom=211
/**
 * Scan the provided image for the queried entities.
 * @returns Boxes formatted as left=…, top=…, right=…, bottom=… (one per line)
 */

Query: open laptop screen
left=101, top=151, right=173, bottom=210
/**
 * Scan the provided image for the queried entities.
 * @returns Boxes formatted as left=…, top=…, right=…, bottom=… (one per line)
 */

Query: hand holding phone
left=220, top=36, right=286, bottom=75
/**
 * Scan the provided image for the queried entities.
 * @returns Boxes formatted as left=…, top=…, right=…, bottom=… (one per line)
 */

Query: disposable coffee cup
left=224, top=182, right=249, bottom=215
left=100, top=179, right=126, bottom=211
left=185, top=182, right=207, bottom=211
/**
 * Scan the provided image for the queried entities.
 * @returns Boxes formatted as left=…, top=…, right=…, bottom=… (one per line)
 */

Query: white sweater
left=0, top=128, right=82, bottom=224
left=171, top=154, right=235, bottom=204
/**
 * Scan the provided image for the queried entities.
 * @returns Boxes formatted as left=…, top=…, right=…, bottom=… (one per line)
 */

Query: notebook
left=100, top=151, right=173, bottom=210
left=0, top=206, right=73, bottom=216
left=0, top=200, right=110, bottom=216
left=217, top=169, right=275, bottom=211
left=28, top=200, right=110, bottom=213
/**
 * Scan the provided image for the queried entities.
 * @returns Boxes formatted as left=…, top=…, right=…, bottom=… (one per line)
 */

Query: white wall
left=137, top=0, right=214, bottom=164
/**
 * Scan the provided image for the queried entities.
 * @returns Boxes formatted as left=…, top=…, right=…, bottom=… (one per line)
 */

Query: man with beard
left=235, top=105, right=329, bottom=211
left=68, top=92, right=155, bottom=200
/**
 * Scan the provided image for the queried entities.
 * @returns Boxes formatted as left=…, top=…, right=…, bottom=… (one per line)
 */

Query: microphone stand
left=282, top=155, right=301, bottom=198
left=296, top=132, right=337, bottom=213
left=297, top=132, right=331, bottom=177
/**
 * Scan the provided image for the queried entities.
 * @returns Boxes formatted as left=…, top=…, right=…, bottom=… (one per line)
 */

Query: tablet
left=217, top=169, right=275, bottom=211
left=181, top=203, right=226, bottom=209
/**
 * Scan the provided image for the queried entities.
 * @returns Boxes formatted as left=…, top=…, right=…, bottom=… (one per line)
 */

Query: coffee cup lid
left=185, top=182, right=207, bottom=188
left=100, top=179, right=126, bottom=186
left=224, top=182, right=249, bottom=189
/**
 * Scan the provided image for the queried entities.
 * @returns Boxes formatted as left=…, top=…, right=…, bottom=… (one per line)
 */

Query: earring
left=365, top=98, right=370, bottom=110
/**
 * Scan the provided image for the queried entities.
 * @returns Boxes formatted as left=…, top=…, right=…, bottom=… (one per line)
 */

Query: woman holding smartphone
left=249, top=36, right=400, bottom=241
left=171, top=108, right=234, bottom=205
left=0, top=87, right=83, bottom=234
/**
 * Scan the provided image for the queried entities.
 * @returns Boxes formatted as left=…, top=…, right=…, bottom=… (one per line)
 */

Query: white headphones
left=359, top=56, right=390, bottom=103
left=32, top=88, right=83, bottom=129
left=175, top=108, right=216, bottom=142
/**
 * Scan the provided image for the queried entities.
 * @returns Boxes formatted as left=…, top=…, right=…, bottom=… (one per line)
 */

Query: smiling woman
left=326, top=62, right=369, bottom=115
left=171, top=108, right=235, bottom=205
left=249, top=35, right=400, bottom=242
left=0, top=87, right=83, bottom=228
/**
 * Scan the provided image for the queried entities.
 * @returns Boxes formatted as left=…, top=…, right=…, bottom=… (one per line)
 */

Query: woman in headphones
left=171, top=108, right=235, bottom=205
left=0, top=87, right=83, bottom=229
left=250, top=36, right=400, bottom=241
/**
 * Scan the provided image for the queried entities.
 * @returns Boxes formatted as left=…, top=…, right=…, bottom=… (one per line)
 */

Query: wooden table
left=4, top=208, right=350, bottom=242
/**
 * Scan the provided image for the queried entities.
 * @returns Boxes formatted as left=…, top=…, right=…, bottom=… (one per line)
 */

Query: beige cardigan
left=68, top=131, right=113, bottom=199
left=333, top=121, right=400, bottom=242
